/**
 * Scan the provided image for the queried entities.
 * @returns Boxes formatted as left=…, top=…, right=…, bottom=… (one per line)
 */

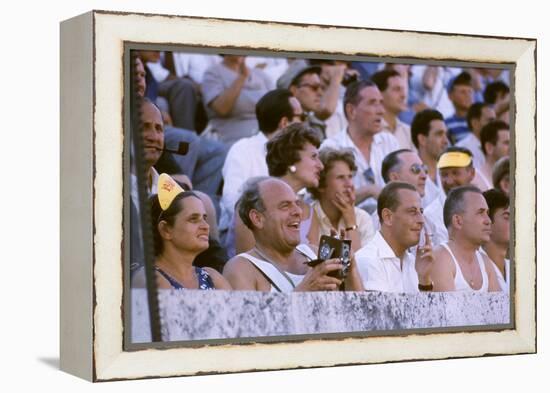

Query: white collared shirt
left=423, top=192, right=448, bottom=247
left=380, top=117, right=416, bottom=151
left=321, top=129, right=400, bottom=191
left=355, top=231, right=420, bottom=293
left=219, top=131, right=269, bottom=230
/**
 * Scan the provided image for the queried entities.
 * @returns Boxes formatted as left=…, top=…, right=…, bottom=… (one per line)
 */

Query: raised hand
left=415, top=226, right=434, bottom=286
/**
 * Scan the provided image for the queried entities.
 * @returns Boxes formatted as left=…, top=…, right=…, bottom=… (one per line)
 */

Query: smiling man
left=431, top=186, right=501, bottom=292
left=223, top=177, right=365, bottom=292
left=355, top=182, right=435, bottom=293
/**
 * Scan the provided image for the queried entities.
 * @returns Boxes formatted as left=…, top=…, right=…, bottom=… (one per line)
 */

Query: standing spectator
left=372, top=69, right=415, bottom=150
left=492, top=157, right=511, bottom=196
left=445, top=71, right=475, bottom=143
left=322, top=80, right=400, bottom=209
left=456, top=102, right=496, bottom=170
left=307, top=148, right=376, bottom=251
left=431, top=186, right=501, bottom=292
left=475, top=120, right=510, bottom=191
left=484, top=81, right=511, bottom=124
left=409, top=65, right=459, bottom=118
left=201, top=55, right=271, bottom=145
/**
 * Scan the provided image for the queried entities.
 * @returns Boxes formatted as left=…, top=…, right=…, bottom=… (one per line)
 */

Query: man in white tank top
left=223, top=177, right=365, bottom=292
left=431, top=185, right=501, bottom=292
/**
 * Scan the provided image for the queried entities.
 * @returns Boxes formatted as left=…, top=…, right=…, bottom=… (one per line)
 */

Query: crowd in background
left=129, top=50, right=511, bottom=295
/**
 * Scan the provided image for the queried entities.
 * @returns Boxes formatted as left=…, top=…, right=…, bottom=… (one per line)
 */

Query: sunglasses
left=410, top=163, right=428, bottom=175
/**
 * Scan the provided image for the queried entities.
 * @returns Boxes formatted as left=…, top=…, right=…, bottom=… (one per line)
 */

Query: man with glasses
left=219, top=89, right=306, bottom=248
left=321, top=80, right=400, bottom=212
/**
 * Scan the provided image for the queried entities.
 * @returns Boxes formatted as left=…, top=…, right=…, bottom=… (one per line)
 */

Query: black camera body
left=307, top=235, right=351, bottom=280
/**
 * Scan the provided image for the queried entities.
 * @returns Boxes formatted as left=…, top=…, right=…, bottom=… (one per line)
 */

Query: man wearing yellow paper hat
left=423, top=147, right=476, bottom=246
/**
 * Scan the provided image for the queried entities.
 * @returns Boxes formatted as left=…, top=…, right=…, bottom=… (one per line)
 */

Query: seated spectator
left=322, top=80, right=400, bottom=209
left=307, top=148, right=376, bottom=251
left=431, top=186, right=501, bottom=292
left=492, top=156, right=510, bottom=196
left=456, top=102, right=496, bottom=169
left=381, top=149, right=429, bottom=207
left=474, top=120, right=510, bottom=191
left=482, top=189, right=511, bottom=293
left=411, top=109, right=449, bottom=206
left=132, top=174, right=232, bottom=290
left=355, top=182, right=435, bottom=293
left=201, top=55, right=271, bottom=145
left=223, top=177, right=365, bottom=292
left=484, top=81, right=511, bottom=123
left=445, top=71, right=474, bottom=143
left=423, top=147, right=477, bottom=246
left=219, top=89, right=305, bottom=241
left=233, top=123, right=324, bottom=254
left=371, top=69, right=415, bottom=150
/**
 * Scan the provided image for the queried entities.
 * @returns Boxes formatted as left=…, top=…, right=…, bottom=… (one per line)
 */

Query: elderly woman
left=201, top=55, right=271, bottom=146
left=132, top=174, right=231, bottom=290
left=307, top=148, right=376, bottom=251
left=233, top=123, right=324, bottom=254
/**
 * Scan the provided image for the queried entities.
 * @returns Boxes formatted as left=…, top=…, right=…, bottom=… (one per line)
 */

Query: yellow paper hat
left=437, top=151, right=472, bottom=169
left=157, top=173, right=185, bottom=210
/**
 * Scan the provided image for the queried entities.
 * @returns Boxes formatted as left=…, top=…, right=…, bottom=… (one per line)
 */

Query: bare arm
left=316, top=65, right=346, bottom=120
left=204, top=267, right=233, bottom=290
left=222, top=256, right=261, bottom=291
left=234, top=213, right=256, bottom=255
left=431, top=247, right=456, bottom=292
left=344, top=254, right=365, bottom=291
left=294, top=259, right=343, bottom=292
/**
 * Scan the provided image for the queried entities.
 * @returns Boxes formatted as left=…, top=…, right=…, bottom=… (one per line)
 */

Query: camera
left=307, top=235, right=351, bottom=281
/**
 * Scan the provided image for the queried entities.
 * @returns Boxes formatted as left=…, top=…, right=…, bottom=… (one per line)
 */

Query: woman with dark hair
left=233, top=123, right=324, bottom=254
left=132, top=174, right=231, bottom=290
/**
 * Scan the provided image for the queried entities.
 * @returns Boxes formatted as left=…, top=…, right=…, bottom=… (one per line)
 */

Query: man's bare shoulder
left=433, top=245, right=454, bottom=271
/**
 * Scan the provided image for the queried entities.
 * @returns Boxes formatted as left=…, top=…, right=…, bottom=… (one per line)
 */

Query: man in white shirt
left=482, top=189, right=511, bottom=293
left=475, top=120, right=510, bottom=191
left=355, top=182, right=435, bottom=293
left=219, top=89, right=305, bottom=236
left=456, top=102, right=496, bottom=170
left=322, top=80, right=400, bottom=206
left=372, top=69, right=415, bottom=150
left=410, top=109, right=449, bottom=207
left=423, top=147, right=477, bottom=246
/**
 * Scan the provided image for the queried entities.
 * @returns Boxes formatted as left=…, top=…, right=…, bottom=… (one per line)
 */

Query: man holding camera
left=223, top=177, right=365, bottom=292
left=355, top=182, right=434, bottom=293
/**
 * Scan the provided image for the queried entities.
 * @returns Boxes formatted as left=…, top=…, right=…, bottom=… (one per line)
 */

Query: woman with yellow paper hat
left=133, top=173, right=232, bottom=290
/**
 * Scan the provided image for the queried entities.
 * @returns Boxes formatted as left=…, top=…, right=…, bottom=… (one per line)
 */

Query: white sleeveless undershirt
left=441, top=243, right=489, bottom=292
left=238, top=244, right=317, bottom=293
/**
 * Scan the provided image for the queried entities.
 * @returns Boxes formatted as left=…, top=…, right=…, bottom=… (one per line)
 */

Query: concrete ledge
left=131, top=289, right=510, bottom=343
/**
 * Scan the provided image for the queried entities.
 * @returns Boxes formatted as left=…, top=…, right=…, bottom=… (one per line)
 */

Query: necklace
left=253, top=246, right=297, bottom=289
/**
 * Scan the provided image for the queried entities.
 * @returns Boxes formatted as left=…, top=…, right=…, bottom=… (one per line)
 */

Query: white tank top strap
left=441, top=243, right=488, bottom=292
left=475, top=250, right=489, bottom=292
left=238, top=253, right=295, bottom=293
left=295, top=243, right=317, bottom=260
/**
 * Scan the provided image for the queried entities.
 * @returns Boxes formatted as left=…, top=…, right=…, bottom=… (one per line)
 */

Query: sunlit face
left=292, top=72, right=323, bottom=112
left=319, top=160, right=355, bottom=206
left=348, top=86, right=385, bottom=135
left=422, top=119, right=449, bottom=160
left=291, top=142, right=324, bottom=189
left=258, top=180, right=303, bottom=250
left=162, top=196, right=210, bottom=254
left=498, top=174, right=510, bottom=195
left=135, top=57, right=146, bottom=98
left=141, top=101, right=164, bottom=167
left=382, top=75, right=408, bottom=114
left=491, top=129, right=510, bottom=160
left=439, top=166, right=475, bottom=195
left=490, top=206, right=510, bottom=247
left=384, top=189, right=424, bottom=248
left=449, top=84, right=474, bottom=112
left=456, top=192, right=492, bottom=245
left=391, top=152, right=427, bottom=197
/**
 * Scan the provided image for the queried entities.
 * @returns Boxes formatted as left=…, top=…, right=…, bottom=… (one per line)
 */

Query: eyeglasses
left=410, top=163, right=428, bottom=175
left=297, top=83, right=323, bottom=92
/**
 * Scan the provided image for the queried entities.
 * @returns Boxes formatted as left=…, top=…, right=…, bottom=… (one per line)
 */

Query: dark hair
left=483, top=81, right=510, bottom=105
left=411, top=109, right=444, bottom=149
left=237, top=176, right=270, bottom=230
left=449, top=71, right=472, bottom=92
left=492, top=156, right=510, bottom=191
left=256, top=89, right=295, bottom=135
left=149, top=191, right=201, bottom=256
left=377, top=182, right=417, bottom=224
left=483, top=188, right=510, bottom=222
left=309, top=148, right=357, bottom=200
left=381, top=149, right=413, bottom=183
left=480, top=120, right=509, bottom=156
left=343, top=80, right=377, bottom=119
left=466, top=102, right=490, bottom=130
left=443, top=185, right=482, bottom=228
left=371, top=69, right=401, bottom=92
left=266, top=122, right=321, bottom=177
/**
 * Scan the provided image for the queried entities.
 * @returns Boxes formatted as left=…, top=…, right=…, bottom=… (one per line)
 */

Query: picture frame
left=60, top=10, right=536, bottom=382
